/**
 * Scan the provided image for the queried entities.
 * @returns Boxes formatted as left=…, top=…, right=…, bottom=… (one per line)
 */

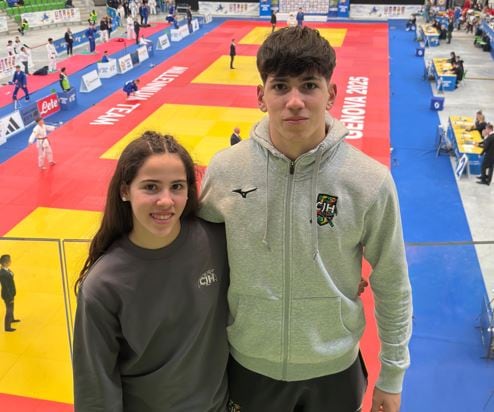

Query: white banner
left=203, top=13, right=213, bottom=23
left=0, top=16, right=8, bottom=33
left=118, top=54, right=133, bottom=74
left=0, top=55, right=17, bottom=77
left=97, top=59, right=118, bottom=78
left=137, top=46, right=149, bottom=63
left=198, top=2, right=258, bottom=16
left=179, top=24, right=189, bottom=38
left=350, top=5, right=422, bottom=20
left=80, top=70, right=102, bottom=93
left=21, top=8, right=81, bottom=28
left=191, top=18, right=200, bottom=32
left=170, top=28, right=183, bottom=42
left=156, top=34, right=171, bottom=50
left=0, top=111, right=25, bottom=145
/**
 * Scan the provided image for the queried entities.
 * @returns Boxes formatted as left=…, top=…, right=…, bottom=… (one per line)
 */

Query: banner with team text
left=21, top=8, right=81, bottom=29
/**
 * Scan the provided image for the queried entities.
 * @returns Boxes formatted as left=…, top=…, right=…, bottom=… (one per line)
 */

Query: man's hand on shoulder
left=371, top=387, right=401, bottom=412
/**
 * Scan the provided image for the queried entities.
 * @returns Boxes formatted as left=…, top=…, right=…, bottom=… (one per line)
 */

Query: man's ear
left=257, top=84, right=267, bottom=112
left=327, top=82, right=337, bottom=110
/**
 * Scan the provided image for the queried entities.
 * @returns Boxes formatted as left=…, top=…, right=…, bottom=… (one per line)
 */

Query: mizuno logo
left=232, top=188, right=257, bottom=198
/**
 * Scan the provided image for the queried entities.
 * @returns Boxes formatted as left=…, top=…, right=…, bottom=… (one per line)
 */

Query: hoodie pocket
left=289, top=296, right=365, bottom=364
left=227, top=294, right=283, bottom=361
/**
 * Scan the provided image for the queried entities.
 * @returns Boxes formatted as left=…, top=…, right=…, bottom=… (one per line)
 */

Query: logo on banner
left=19, top=102, right=40, bottom=126
left=0, top=112, right=24, bottom=142
left=37, top=94, right=60, bottom=118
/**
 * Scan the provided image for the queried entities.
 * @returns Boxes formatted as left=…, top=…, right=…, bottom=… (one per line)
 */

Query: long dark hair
left=75, top=131, right=199, bottom=294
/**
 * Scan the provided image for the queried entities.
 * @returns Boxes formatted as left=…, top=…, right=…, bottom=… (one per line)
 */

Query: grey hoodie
left=199, top=114, right=412, bottom=394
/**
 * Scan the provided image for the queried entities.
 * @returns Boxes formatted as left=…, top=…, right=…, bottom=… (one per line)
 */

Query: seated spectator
left=17, top=0, right=24, bottom=5
left=468, top=111, right=487, bottom=134
left=100, top=50, right=110, bottom=63
left=406, top=15, right=417, bottom=31
left=439, top=24, right=448, bottom=39
left=448, top=51, right=456, bottom=64
left=65, top=0, right=73, bottom=8
left=452, top=60, right=464, bottom=88
left=18, top=18, right=28, bottom=35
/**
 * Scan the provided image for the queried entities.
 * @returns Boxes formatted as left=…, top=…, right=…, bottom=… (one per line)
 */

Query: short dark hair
left=0, top=255, right=11, bottom=265
left=75, top=131, right=199, bottom=293
left=257, top=27, right=336, bottom=83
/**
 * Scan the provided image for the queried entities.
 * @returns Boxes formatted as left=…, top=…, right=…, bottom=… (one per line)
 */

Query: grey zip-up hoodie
left=199, top=114, right=412, bottom=394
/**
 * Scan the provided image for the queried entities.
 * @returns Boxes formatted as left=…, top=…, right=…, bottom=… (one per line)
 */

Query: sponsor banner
left=0, top=111, right=24, bottom=144
left=203, top=13, right=213, bottom=23
left=53, top=27, right=100, bottom=55
left=80, top=70, right=102, bottom=93
left=179, top=24, right=189, bottom=38
left=350, top=5, right=422, bottom=20
left=137, top=46, right=149, bottom=63
left=19, top=102, right=40, bottom=127
left=0, top=55, right=17, bottom=77
left=106, top=6, right=120, bottom=31
left=0, top=15, right=8, bottom=33
left=58, top=87, right=77, bottom=111
left=97, top=59, right=118, bottom=78
left=170, top=28, right=183, bottom=42
left=118, top=54, right=133, bottom=74
left=198, top=2, right=258, bottom=16
left=156, top=34, right=171, bottom=50
left=259, top=0, right=271, bottom=17
left=191, top=18, right=200, bottom=32
left=37, top=93, right=61, bottom=118
left=21, top=8, right=81, bottom=29
left=455, top=153, right=468, bottom=178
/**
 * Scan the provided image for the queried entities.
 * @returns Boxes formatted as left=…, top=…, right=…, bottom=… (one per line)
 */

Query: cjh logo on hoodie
left=198, top=269, right=218, bottom=288
left=316, top=193, right=338, bottom=227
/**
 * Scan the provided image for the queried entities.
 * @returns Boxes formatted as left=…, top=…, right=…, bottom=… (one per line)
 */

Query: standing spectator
left=6, top=40, right=15, bottom=56
left=230, top=127, right=241, bottom=146
left=89, top=9, right=97, bottom=25
left=28, top=117, right=56, bottom=170
left=117, top=3, right=125, bottom=25
left=476, top=123, right=494, bottom=185
left=447, top=17, right=454, bottom=44
left=13, top=36, right=23, bottom=54
left=64, top=27, right=74, bottom=56
left=85, top=23, right=97, bottom=53
left=186, top=5, right=192, bottom=31
left=19, top=47, right=29, bottom=74
left=296, top=7, right=304, bottom=27
left=46, top=38, right=57, bottom=72
left=107, top=16, right=113, bottom=38
left=126, top=15, right=135, bottom=39
left=0, top=255, right=19, bottom=333
left=134, top=19, right=141, bottom=44
left=59, top=67, right=71, bottom=91
left=149, top=0, right=157, bottom=14
left=100, top=17, right=109, bottom=43
left=18, top=18, right=28, bottom=35
left=140, top=0, right=149, bottom=25
left=270, top=10, right=277, bottom=32
left=229, top=38, right=236, bottom=69
left=11, top=65, right=29, bottom=101
left=130, top=0, right=138, bottom=18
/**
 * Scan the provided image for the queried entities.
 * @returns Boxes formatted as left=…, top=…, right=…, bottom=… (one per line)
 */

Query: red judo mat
left=0, top=23, right=170, bottom=109
left=0, top=20, right=390, bottom=411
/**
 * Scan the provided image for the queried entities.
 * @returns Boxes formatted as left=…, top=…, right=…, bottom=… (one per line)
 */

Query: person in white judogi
left=149, top=0, right=157, bottom=15
left=28, top=117, right=56, bottom=169
left=46, top=38, right=57, bottom=72
left=130, top=0, right=138, bottom=18
left=126, top=16, right=135, bottom=39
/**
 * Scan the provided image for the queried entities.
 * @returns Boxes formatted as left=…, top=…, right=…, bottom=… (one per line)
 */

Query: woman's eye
left=144, top=184, right=158, bottom=191
left=172, top=183, right=184, bottom=191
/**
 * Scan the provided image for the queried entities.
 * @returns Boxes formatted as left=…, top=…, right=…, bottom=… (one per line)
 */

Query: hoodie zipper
left=282, top=160, right=296, bottom=378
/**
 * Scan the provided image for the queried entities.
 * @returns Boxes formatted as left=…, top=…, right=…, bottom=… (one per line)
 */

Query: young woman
left=72, top=132, right=229, bottom=411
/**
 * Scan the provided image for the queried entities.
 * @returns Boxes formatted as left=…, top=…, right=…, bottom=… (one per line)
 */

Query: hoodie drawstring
left=311, top=149, right=323, bottom=260
left=262, top=153, right=271, bottom=250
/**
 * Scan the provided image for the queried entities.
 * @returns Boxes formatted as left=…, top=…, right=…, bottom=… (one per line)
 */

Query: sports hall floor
left=0, top=15, right=493, bottom=412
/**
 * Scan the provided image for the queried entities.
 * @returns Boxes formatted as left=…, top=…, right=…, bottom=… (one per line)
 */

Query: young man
left=296, top=7, right=305, bottom=27
left=11, top=65, right=29, bottom=102
left=0, top=255, right=19, bottom=332
left=200, top=27, right=412, bottom=412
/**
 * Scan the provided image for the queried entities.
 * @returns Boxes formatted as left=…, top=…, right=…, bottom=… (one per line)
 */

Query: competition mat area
left=0, top=20, right=389, bottom=411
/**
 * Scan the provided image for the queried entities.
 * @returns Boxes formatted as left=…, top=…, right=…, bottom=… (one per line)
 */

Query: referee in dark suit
left=0, top=255, right=19, bottom=332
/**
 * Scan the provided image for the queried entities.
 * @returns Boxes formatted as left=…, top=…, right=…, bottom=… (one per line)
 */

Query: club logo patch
left=316, top=193, right=338, bottom=227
